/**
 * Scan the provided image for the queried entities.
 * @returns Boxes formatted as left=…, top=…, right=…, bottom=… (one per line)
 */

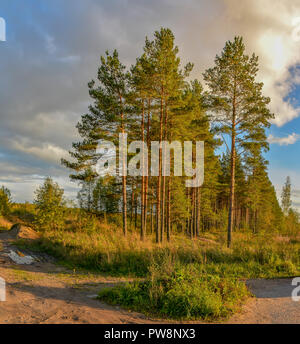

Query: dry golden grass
left=0, top=217, right=13, bottom=229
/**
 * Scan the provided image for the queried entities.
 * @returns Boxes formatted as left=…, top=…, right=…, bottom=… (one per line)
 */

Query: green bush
left=34, top=177, right=66, bottom=231
left=98, top=262, right=250, bottom=320
left=11, top=202, right=36, bottom=223
left=71, top=210, right=99, bottom=234
left=0, top=186, right=11, bottom=217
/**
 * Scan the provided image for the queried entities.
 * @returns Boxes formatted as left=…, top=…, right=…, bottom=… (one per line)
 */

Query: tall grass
left=17, top=217, right=300, bottom=279
left=14, top=213, right=300, bottom=320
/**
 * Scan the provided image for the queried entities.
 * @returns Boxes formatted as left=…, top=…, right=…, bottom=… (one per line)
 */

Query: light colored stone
left=7, top=250, right=35, bottom=265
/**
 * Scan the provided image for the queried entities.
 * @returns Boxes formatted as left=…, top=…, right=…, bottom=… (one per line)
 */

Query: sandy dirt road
left=1, top=228, right=300, bottom=324
left=0, top=262, right=159, bottom=324
left=0, top=228, right=160, bottom=324
left=228, top=278, right=300, bottom=324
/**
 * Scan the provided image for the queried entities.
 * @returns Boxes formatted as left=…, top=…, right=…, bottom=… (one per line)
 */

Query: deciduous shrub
left=34, top=177, right=66, bottom=231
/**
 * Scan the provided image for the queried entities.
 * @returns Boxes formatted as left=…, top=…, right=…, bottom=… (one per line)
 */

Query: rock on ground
left=8, top=224, right=40, bottom=240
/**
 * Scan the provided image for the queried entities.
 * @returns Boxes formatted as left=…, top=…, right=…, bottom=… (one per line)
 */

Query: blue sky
left=1, top=0, right=300, bottom=208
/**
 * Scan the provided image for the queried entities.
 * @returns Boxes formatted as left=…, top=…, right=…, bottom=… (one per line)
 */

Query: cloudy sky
left=1, top=0, right=300, bottom=207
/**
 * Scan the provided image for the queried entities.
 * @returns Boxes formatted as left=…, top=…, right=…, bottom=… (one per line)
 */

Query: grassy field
left=11, top=209, right=300, bottom=321
left=17, top=224, right=300, bottom=279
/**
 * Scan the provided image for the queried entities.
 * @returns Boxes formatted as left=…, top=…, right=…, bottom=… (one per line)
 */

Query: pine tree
left=93, top=176, right=120, bottom=214
left=203, top=36, right=274, bottom=247
left=142, top=28, right=193, bottom=242
left=62, top=50, right=130, bottom=236
left=281, top=176, right=292, bottom=216
left=130, top=53, right=155, bottom=240
left=77, top=168, right=97, bottom=212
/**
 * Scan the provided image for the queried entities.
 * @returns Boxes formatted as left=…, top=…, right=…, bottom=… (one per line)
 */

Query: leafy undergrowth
left=98, top=261, right=250, bottom=321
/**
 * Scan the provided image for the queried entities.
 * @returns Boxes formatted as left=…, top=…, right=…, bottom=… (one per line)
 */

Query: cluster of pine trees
left=62, top=28, right=283, bottom=247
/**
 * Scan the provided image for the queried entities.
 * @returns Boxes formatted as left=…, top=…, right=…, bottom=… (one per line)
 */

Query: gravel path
left=228, top=278, right=300, bottom=324
left=0, top=255, right=162, bottom=324
left=0, top=229, right=161, bottom=324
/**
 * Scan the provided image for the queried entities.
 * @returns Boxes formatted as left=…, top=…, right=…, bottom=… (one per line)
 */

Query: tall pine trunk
left=156, top=91, right=164, bottom=243
left=196, top=187, right=201, bottom=237
left=120, top=103, right=127, bottom=236
left=130, top=187, right=134, bottom=227
left=150, top=201, right=153, bottom=234
left=161, top=103, right=168, bottom=242
left=122, top=175, right=127, bottom=236
left=143, top=100, right=151, bottom=234
left=134, top=198, right=137, bottom=230
left=227, top=127, right=236, bottom=248
left=167, top=178, right=171, bottom=242
left=140, top=101, right=145, bottom=240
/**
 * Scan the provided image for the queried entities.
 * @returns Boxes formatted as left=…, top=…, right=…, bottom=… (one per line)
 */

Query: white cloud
left=163, top=0, right=300, bottom=127
left=268, top=133, right=300, bottom=146
left=11, top=140, right=69, bottom=164
left=3, top=0, right=300, bottom=202
left=220, top=0, right=300, bottom=127
left=45, top=35, right=57, bottom=55
left=57, top=55, right=81, bottom=64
